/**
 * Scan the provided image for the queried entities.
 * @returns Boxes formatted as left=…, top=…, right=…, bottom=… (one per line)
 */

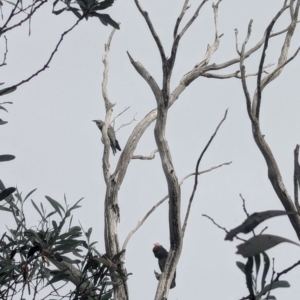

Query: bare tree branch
left=111, top=106, right=131, bottom=127
left=239, top=1, right=300, bottom=240
left=2, top=16, right=83, bottom=93
left=294, top=145, right=300, bottom=212
left=132, top=149, right=158, bottom=160
left=275, top=259, right=300, bottom=281
left=1, top=0, right=47, bottom=35
left=0, top=35, right=8, bottom=67
left=122, top=161, right=231, bottom=251
left=239, top=194, right=250, bottom=218
left=100, top=28, right=129, bottom=300
left=201, top=63, right=273, bottom=79
left=182, top=109, right=228, bottom=236
left=177, top=0, right=209, bottom=39
left=202, top=214, right=228, bottom=234
left=133, top=0, right=166, bottom=64
left=173, top=0, right=190, bottom=39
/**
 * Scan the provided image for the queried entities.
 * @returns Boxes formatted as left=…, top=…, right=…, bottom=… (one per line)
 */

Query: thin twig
left=177, top=0, right=209, bottom=39
left=294, top=144, right=300, bottom=212
left=173, top=0, right=190, bottom=39
left=4, top=16, right=83, bottom=92
left=234, top=28, right=241, bottom=55
left=0, top=36, right=8, bottom=67
left=116, top=114, right=137, bottom=133
left=202, top=214, right=228, bottom=233
left=1, top=0, right=47, bottom=35
left=182, top=109, right=228, bottom=236
left=275, top=259, right=300, bottom=281
left=122, top=161, right=231, bottom=251
left=133, top=0, right=166, bottom=64
left=111, top=106, right=131, bottom=127
left=201, top=63, right=273, bottom=79
left=132, top=149, right=158, bottom=160
left=239, top=194, right=250, bottom=217
left=256, top=17, right=277, bottom=119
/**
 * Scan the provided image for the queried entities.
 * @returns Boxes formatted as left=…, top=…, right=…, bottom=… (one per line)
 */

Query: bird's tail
left=170, top=278, right=176, bottom=289
left=115, top=140, right=121, bottom=151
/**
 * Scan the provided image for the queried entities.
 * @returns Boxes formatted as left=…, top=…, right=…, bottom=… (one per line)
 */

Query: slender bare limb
left=294, top=145, right=300, bottom=212
left=202, top=214, right=228, bottom=234
left=275, top=260, right=300, bottom=281
left=234, top=28, right=241, bottom=55
left=239, top=1, right=300, bottom=240
left=202, top=215, right=247, bottom=242
left=0, top=0, right=21, bottom=34
left=111, top=106, right=131, bottom=127
left=201, top=63, right=273, bottom=79
left=101, top=28, right=129, bottom=300
left=132, top=149, right=158, bottom=160
left=101, top=29, right=116, bottom=184
left=257, top=46, right=300, bottom=93
left=1, top=0, right=47, bottom=35
left=182, top=109, right=228, bottom=236
left=133, top=0, right=166, bottom=64
left=177, top=0, right=209, bottom=39
left=173, top=0, right=190, bottom=39
left=0, top=35, right=8, bottom=67
left=239, top=194, right=250, bottom=217
left=115, top=113, right=137, bottom=133
left=1, top=17, right=83, bottom=93
left=252, top=4, right=296, bottom=116
left=122, top=161, right=231, bottom=251
left=239, top=20, right=255, bottom=123
left=126, top=52, right=161, bottom=101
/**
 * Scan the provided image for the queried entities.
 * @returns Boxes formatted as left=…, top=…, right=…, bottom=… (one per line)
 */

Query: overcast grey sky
left=1, top=0, right=300, bottom=299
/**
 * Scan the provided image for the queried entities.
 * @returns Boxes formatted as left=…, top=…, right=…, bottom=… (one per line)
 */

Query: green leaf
left=101, top=291, right=112, bottom=300
left=66, top=6, right=82, bottom=19
left=45, top=196, right=64, bottom=217
left=91, top=0, right=114, bottom=11
left=261, top=252, right=270, bottom=290
left=225, top=210, right=297, bottom=241
left=31, top=200, right=44, bottom=220
left=47, top=270, right=70, bottom=285
left=236, top=261, right=245, bottom=274
left=0, top=187, right=16, bottom=201
left=46, top=211, right=56, bottom=219
left=53, top=7, right=67, bottom=15
left=60, top=256, right=81, bottom=264
left=85, top=227, right=92, bottom=241
left=0, top=86, right=17, bottom=96
left=254, top=254, right=261, bottom=279
left=260, top=280, right=290, bottom=295
left=24, top=188, right=37, bottom=202
left=0, top=264, right=15, bottom=274
left=0, top=205, right=12, bottom=212
left=0, top=105, right=8, bottom=112
left=236, top=235, right=300, bottom=257
left=77, top=0, right=87, bottom=9
left=52, top=220, right=58, bottom=232
left=245, top=257, right=254, bottom=298
left=0, top=154, right=15, bottom=162
left=0, top=180, right=6, bottom=190
left=69, top=197, right=84, bottom=212
left=90, top=12, right=119, bottom=29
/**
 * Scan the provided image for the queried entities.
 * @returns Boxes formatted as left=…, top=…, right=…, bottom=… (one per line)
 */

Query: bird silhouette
left=93, top=120, right=121, bottom=155
left=153, top=243, right=176, bottom=289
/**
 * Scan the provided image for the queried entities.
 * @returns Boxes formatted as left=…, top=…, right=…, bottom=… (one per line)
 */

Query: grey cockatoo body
left=93, top=120, right=121, bottom=155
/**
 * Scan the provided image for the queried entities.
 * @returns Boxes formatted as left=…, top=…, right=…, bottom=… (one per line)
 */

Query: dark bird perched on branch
left=153, top=243, right=176, bottom=289
left=93, top=120, right=121, bottom=155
